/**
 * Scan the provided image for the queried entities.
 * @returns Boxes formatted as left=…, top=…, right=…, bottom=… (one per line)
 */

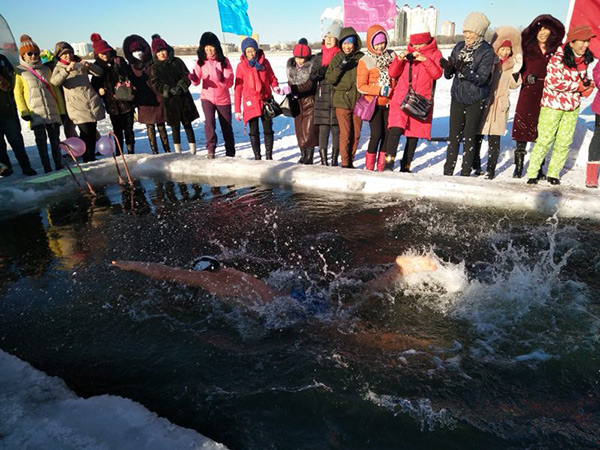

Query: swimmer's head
left=192, top=256, right=221, bottom=272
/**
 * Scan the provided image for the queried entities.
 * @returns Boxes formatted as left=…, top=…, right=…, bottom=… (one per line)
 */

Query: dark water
left=1, top=178, right=599, bottom=449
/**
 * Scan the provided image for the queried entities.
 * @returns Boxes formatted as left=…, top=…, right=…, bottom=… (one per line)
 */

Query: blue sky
left=2, top=0, right=570, bottom=50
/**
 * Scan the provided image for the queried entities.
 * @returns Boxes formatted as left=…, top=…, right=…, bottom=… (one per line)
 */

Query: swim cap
left=192, top=256, right=221, bottom=272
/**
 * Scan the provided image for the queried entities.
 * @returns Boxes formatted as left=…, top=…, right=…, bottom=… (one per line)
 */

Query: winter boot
left=126, top=143, right=135, bottom=155
left=319, top=148, right=329, bottom=166
left=174, top=143, right=182, bottom=153
left=537, top=159, right=547, bottom=180
left=264, top=134, right=274, bottom=160
left=207, top=149, right=215, bottom=159
left=157, top=124, right=171, bottom=153
left=189, top=143, right=197, bottom=155
left=383, top=154, right=396, bottom=171
left=297, top=148, right=306, bottom=164
left=365, top=152, right=376, bottom=171
left=376, top=151, right=387, bottom=172
left=250, top=134, right=262, bottom=160
left=513, top=152, right=524, bottom=178
left=472, top=151, right=483, bottom=176
left=331, top=148, right=339, bottom=166
left=586, top=163, right=599, bottom=188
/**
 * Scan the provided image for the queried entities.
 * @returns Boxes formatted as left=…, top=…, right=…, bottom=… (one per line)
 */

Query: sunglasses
left=26, top=52, right=40, bottom=57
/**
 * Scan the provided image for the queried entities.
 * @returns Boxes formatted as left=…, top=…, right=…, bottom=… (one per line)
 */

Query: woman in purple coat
left=511, top=15, right=564, bottom=178
left=123, top=34, right=170, bottom=154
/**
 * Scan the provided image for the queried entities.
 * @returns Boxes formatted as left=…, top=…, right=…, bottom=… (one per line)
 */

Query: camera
left=405, top=53, right=415, bottom=62
left=582, top=77, right=592, bottom=88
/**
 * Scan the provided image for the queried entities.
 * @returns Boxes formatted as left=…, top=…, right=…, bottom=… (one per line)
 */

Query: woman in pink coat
left=234, top=37, right=281, bottom=160
left=189, top=32, right=235, bottom=159
left=384, top=21, right=442, bottom=171
left=585, top=61, right=600, bottom=187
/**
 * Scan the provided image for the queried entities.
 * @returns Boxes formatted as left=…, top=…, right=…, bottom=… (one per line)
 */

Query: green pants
left=526, top=106, right=579, bottom=179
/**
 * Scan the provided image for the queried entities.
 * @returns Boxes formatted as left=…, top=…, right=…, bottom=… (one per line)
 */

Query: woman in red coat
left=384, top=21, right=442, bottom=171
left=234, top=37, right=281, bottom=160
left=511, top=15, right=564, bottom=178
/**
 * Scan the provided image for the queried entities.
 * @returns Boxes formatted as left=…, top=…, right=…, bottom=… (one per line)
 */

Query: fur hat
left=293, top=38, right=311, bottom=57
left=463, top=12, right=491, bottom=37
left=566, top=24, right=597, bottom=43
left=325, top=21, right=343, bottom=40
left=151, top=34, right=169, bottom=54
left=54, top=41, right=74, bottom=59
left=410, top=21, right=432, bottom=45
left=90, top=33, right=113, bottom=56
left=19, top=34, right=39, bottom=57
left=241, top=37, right=258, bottom=54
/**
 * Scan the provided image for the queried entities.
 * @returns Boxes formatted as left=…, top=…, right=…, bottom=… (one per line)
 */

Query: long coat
left=512, top=14, right=565, bottom=142
left=444, top=40, right=495, bottom=105
left=387, top=38, right=442, bottom=139
left=309, top=51, right=338, bottom=127
left=479, top=27, right=523, bottom=136
left=123, top=35, right=166, bottom=125
left=50, top=60, right=106, bottom=125
left=151, top=48, right=199, bottom=125
left=287, top=57, right=318, bottom=149
left=234, top=50, right=278, bottom=124
left=91, top=53, right=134, bottom=116
left=325, top=27, right=364, bottom=110
left=592, top=62, right=600, bottom=116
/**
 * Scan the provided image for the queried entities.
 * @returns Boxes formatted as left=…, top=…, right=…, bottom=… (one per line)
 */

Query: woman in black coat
left=440, top=12, right=495, bottom=176
left=90, top=33, right=135, bottom=154
left=150, top=34, right=199, bottom=154
left=123, top=34, right=170, bottom=154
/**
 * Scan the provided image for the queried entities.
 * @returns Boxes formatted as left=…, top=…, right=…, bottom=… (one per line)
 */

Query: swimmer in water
left=111, top=254, right=438, bottom=303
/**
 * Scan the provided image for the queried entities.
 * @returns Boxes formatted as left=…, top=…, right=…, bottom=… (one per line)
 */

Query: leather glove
left=439, top=57, right=453, bottom=70
left=526, top=74, right=537, bottom=85
left=339, top=57, right=352, bottom=70
left=454, top=59, right=466, bottom=73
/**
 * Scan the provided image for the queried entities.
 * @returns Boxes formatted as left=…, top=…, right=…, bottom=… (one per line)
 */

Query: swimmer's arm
left=111, top=260, right=215, bottom=287
left=362, top=255, right=438, bottom=293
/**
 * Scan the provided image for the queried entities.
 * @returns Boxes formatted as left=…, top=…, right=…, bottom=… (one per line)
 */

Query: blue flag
left=217, top=0, right=253, bottom=36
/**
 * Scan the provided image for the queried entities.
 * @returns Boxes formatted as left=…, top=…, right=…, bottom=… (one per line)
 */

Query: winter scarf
left=371, top=50, right=394, bottom=87
left=248, top=58, right=264, bottom=71
left=321, top=44, right=339, bottom=66
left=458, top=36, right=484, bottom=78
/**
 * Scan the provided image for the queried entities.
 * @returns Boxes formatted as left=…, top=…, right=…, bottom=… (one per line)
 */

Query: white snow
left=0, top=350, right=228, bottom=450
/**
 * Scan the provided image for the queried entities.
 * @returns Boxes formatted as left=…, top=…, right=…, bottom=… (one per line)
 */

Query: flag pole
left=565, top=0, right=576, bottom=33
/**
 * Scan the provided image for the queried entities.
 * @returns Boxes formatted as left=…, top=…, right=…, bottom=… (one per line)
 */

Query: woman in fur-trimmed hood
left=286, top=38, right=319, bottom=164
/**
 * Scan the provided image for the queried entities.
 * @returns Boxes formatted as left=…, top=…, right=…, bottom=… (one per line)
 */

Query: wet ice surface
left=1, top=182, right=599, bottom=449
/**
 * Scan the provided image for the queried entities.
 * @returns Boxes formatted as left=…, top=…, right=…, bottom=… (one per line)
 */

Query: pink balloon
left=97, top=135, right=116, bottom=156
left=60, top=137, right=86, bottom=157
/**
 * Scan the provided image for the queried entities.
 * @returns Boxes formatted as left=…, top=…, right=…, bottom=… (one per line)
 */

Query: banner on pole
left=217, top=0, right=253, bottom=37
left=566, top=0, right=600, bottom=57
left=343, top=0, right=396, bottom=32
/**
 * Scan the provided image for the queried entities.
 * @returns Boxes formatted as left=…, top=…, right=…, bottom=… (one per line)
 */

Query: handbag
left=279, top=94, right=300, bottom=118
left=400, top=60, right=433, bottom=121
left=262, top=96, right=282, bottom=120
left=353, top=94, right=377, bottom=121
left=114, top=81, right=134, bottom=102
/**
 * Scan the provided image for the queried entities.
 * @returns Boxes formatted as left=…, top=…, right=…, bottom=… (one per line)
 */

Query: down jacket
left=234, top=49, right=278, bottom=123
left=50, top=60, right=106, bottom=125
left=91, top=52, right=134, bottom=116
left=444, top=40, right=495, bottom=105
left=591, top=62, right=600, bottom=116
left=512, top=14, right=565, bottom=142
left=309, top=50, right=338, bottom=126
left=479, top=26, right=523, bottom=136
left=387, top=37, right=442, bottom=139
left=123, top=34, right=166, bottom=125
left=151, top=46, right=199, bottom=125
left=189, top=56, right=233, bottom=106
left=356, top=25, right=395, bottom=107
left=14, top=59, right=65, bottom=128
left=325, top=27, right=364, bottom=110
left=287, top=56, right=318, bottom=149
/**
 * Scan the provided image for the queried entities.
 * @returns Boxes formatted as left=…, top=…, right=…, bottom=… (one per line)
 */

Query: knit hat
left=241, top=37, right=258, bottom=54
left=90, top=33, right=113, bottom=56
left=54, top=41, right=74, bottom=58
left=372, top=32, right=387, bottom=46
left=151, top=34, right=169, bottom=54
left=19, top=34, right=39, bottom=57
left=325, top=21, right=343, bottom=40
left=498, top=39, right=512, bottom=49
left=409, top=21, right=432, bottom=45
left=463, top=12, right=491, bottom=37
left=293, top=38, right=311, bottom=57
left=566, top=24, right=597, bottom=43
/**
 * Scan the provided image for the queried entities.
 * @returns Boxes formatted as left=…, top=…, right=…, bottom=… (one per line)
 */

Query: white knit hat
left=325, top=21, right=343, bottom=40
left=410, top=20, right=432, bottom=45
left=463, top=12, right=491, bottom=37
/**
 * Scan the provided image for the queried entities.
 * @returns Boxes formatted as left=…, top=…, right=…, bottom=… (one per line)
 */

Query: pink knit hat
left=372, top=32, right=387, bottom=46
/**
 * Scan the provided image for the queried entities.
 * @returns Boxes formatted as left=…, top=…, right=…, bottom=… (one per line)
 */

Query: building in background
left=441, top=21, right=455, bottom=37
left=393, top=4, right=439, bottom=45
left=72, top=42, right=92, bottom=57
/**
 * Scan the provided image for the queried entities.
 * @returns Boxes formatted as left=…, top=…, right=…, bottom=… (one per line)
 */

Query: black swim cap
left=192, top=256, right=221, bottom=272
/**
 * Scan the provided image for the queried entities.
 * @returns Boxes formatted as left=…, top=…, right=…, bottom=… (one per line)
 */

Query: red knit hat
left=566, top=24, right=596, bottom=43
left=90, top=33, right=113, bottom=56
left=293, top=38, right=311, bottom=58
left=499, top=39, right=512, bottom=49
left=409, top=21, right=432, bottom=46
left=151, top=34, right=169, bottom=54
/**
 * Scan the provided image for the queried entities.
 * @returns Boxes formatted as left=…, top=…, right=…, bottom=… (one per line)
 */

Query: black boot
left=305, top=147, right=314, bottom=165
left=319, top=148, right=328, bottom=166
left=537, top=159, right=547, bottom=180
left=331, top=148, right=339, bottom=166
left=512, top=141, right=526, bottom=178
left=297, top=148, right=306, bottom=164
left=384, top=154, right=396, bottom=171
left=264, top=133, right=274, bottom=160
left=157, top=123, right=171, bottom=153
left=250, top=134, right=262, bottom=160
left=126, top=143, right=135, bottom=155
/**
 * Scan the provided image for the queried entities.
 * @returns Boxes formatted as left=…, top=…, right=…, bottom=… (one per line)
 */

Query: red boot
left=365, top=152, right=376, bottom=171
left=586, top=163, right=599, bottom=188
left=376, top=151, right=387, bottom=172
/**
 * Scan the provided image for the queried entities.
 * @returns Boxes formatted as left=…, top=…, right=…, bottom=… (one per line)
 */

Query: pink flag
left=566, top=0, right=600, bottom=57
left=343, top=0, right=396, bottom=32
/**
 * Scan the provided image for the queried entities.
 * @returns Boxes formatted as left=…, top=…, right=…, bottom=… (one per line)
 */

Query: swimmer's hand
left=395, top=255, right=437, bottom=276
left=111, top=260, right=140, bottom=271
